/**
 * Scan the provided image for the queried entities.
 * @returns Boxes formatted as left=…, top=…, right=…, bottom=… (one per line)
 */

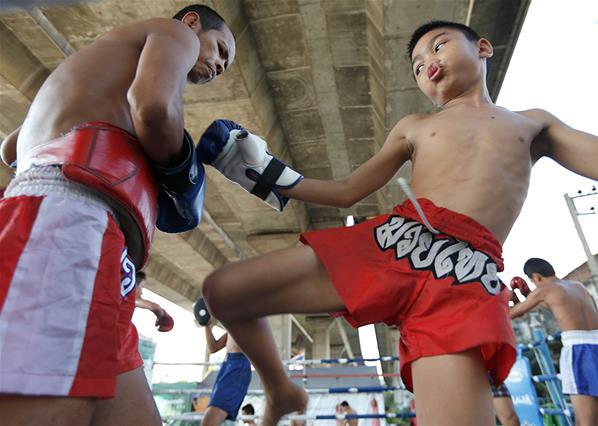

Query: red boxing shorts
left=0, top=166, right=142, bottom=397
left=301, top=198, right=516, bottom=391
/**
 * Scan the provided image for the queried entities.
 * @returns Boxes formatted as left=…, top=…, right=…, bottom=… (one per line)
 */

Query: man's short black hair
left=340, top=401, right=349, bottom=407
left=241, top=403, right=255, bottom=415
left=173, top=4, right=226, bottom=32
left=524, top=258, right=556, bottom=278
left=407, top=20, right=481, bottom=60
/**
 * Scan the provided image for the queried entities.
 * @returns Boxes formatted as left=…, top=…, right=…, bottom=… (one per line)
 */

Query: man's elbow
left=129, top=96, right=171, bottom=127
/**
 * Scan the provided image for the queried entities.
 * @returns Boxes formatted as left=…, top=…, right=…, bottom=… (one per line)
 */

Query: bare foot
left=261, top=380, right=308, bottom=426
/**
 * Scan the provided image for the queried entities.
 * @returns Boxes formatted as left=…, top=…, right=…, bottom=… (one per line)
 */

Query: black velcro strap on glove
left=250, top=157, right=286, bottom=200
left=155, top=130, right=199, bottom=194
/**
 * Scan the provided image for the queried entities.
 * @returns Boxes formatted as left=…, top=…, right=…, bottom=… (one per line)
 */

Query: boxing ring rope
left=157, top=385, right=406, bottom=395
left=156, top=332, right=573, bottom=424
left=163, top=412, right=416, bottom=423
left=153, top=355, right=399, bottom=367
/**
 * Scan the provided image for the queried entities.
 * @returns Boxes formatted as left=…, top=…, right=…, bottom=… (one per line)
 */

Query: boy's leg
left=569, top=395, right=598, bottom=426
left=203, top=245, right=346, bottom=425
left=201, top=406, right=229, bottom=426
left=0, top=396, right=95, bottom=425
left=91, top=367, right=162, bottom=425
left=411, top=348, right=495, bottom=426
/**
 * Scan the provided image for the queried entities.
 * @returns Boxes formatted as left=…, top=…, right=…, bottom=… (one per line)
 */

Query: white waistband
left=5, top=166, right=118, bottom=220
left=561, top=329, right=598, bottom=345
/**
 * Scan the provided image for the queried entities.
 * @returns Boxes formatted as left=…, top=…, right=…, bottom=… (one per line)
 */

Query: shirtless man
left=201, top=318, right=251, bottom=426
left=335, top=401, right=358, bottom=426
left=192, top=19, right=598, bottom=425
left=511, top=258, right=598, bottom=426
left=0, top=4, right=235, bottom=425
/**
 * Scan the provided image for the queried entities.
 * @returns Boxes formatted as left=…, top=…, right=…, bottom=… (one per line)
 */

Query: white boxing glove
left=199, top=119, right=302, bottom=211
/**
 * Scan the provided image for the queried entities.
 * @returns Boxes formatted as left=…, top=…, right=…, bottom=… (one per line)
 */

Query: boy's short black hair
left=523, top=258, right=556, bottom=278
left=241, top=403, right=255, bottom=415
left=340, top=401, right=349, bottom=407
left=173, top=4, right=226, bottom=32
left=407, top=20, right=481, bottom=59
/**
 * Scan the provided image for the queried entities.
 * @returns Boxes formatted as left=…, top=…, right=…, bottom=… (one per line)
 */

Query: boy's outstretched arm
left=525, top=109, right=598, bottom=179
left=281, top=116, right=415, bottom=207
left=510, top=287, right=547, bottom=319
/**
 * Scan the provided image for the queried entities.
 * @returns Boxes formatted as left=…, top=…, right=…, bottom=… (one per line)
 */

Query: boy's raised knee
left=201, top=270, right=229, bottom=320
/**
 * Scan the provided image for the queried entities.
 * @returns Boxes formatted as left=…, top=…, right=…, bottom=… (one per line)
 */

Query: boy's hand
left=155, top=310, right=174, bottom=332
left=198, top=119, right=303, bottom=211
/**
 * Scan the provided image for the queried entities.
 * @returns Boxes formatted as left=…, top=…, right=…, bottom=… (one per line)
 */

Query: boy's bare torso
left=404, top=103, right=545, bottom=243
left=16, top=19, right=163, bottom=157
left=540, top=280, right=598, bottom=331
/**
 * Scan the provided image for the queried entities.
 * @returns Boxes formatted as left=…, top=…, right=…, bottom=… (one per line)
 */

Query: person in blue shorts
left=511, top=258, right=598, bottom=425
left=201, top=316, right=252, bottom=425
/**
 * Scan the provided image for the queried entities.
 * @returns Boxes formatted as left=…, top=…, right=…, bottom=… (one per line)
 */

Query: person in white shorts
left=510, top=257, right=598, bottom=425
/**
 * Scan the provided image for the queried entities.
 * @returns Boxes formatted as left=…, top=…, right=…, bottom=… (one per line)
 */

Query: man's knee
left=201, top=405, right=228, bottom=426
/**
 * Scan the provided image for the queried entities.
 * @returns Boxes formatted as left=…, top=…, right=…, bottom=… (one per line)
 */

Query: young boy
left=511, top=258, right=598, bottom=425
left=200, top=20, right=598, bottom=425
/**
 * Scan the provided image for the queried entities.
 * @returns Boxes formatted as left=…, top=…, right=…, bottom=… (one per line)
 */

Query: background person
left=511, top=257, right=598, bottom=426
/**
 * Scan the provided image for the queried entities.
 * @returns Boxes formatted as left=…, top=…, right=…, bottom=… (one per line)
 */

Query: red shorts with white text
left=0, top=191, right=142, bottom=397
left=301, top=198, right=516, bottom=391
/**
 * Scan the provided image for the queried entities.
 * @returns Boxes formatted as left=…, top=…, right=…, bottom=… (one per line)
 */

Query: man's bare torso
left=405, top=103, right=546, bottom=242
left=16, top=19, right=167, bottom=158
left=541, top=279, right=598, bottom=331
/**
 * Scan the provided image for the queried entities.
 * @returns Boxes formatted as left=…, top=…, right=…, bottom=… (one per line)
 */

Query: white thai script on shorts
left=374, top=216, right=501, bottom=295
left=120, top=248, right=136, bottom=298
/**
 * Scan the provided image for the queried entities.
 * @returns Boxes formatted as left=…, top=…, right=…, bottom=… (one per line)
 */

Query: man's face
left=189, top=25, right=236, bottom=85
left=410, top=28, right=487, bottom=105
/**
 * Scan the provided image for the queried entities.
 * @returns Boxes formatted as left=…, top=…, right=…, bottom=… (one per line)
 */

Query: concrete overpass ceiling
left=0, top=0, right=530, bottom=361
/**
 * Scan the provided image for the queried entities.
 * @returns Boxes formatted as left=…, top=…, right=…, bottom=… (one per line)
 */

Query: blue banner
left=505, top=356, right=544, bottom=426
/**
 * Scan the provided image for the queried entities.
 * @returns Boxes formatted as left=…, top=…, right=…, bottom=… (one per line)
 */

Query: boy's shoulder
left=514, top=108, right=555, bottom=125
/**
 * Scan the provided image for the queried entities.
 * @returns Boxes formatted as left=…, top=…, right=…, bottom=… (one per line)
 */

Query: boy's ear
left=478, top=38, right=493, bottom=59
left=182, top=11, right=202, bottom=32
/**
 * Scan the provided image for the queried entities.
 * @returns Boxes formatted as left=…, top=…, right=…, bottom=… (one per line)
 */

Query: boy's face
left=410, top=28, right=491, bottom=106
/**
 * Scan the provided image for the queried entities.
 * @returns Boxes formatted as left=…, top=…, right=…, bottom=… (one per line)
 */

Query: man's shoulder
left=110, top=17, right=196, bottom=42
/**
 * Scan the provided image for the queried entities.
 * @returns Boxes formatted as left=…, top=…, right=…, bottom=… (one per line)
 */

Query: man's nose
left=215, top=60, right=225, bottom=75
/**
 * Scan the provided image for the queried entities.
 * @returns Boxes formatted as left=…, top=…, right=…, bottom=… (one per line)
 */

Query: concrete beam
left=143, top=251, right=203, bottom=311
left=0, top=19, right=49, bottom=100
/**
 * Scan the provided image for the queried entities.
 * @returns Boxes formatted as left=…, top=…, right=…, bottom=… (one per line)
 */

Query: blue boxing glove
left=198, top=119, right=303, bottom=211
left=156, top=130, right=206, bottom=233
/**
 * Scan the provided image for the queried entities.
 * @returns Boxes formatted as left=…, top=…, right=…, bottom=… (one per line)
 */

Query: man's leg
left=203, top=245, right=346, bottom=425
left=0, top=396, right=95, bottom=426
left=493, top=397, right=520, bottom=426
left=202, top=406, right=229, bottom=426
left=411, top=348, right=495, bottom=426
left=569, top=395, right=598, bottom=426
left=91, top=366, right=161, bottom=425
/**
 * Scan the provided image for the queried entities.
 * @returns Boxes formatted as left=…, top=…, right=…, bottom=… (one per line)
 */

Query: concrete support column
left=308, top=317, right=332, bottom=361
left=269, top=314, right=292, bottom=361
